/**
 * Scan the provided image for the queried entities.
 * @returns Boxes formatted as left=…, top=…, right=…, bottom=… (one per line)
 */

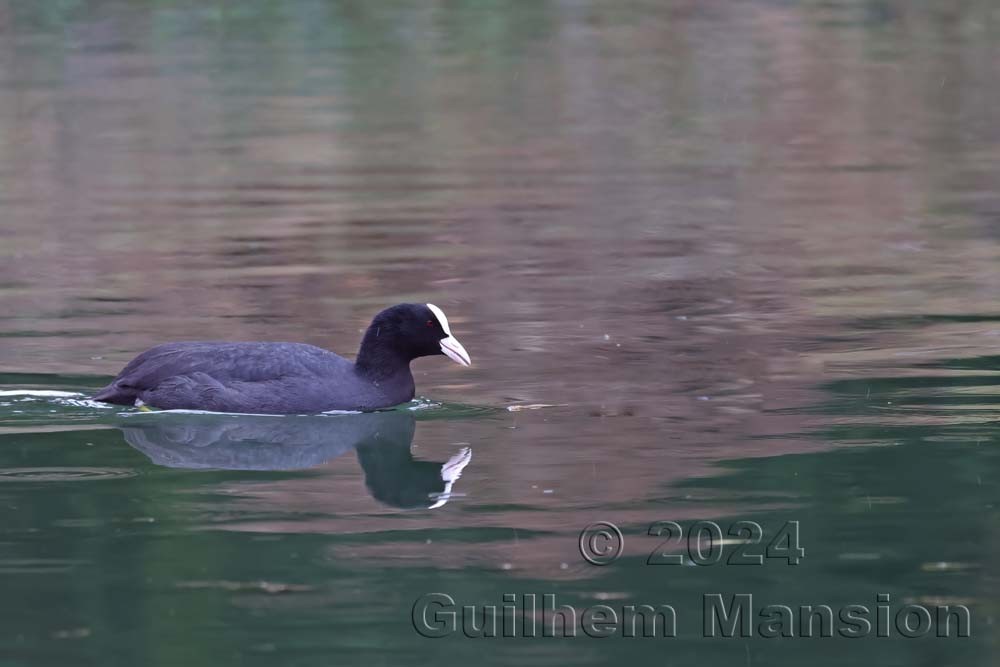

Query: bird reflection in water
left=115, top=410, right=471, bottom=510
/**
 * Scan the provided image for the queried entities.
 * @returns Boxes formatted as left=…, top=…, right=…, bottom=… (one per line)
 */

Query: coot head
left=359, top=303, right=471, bottom=368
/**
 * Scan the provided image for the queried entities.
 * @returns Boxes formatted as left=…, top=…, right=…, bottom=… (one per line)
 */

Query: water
left=1, top=1, right=998, bottom=664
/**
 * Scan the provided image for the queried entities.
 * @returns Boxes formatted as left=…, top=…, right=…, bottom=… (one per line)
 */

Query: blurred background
left=0, top=0, right=999, bottom=665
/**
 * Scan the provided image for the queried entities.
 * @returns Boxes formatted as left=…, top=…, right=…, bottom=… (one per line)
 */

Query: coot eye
left=426, top=320, right=434, bottom=327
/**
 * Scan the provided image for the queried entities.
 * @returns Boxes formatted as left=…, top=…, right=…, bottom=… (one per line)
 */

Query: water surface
left=1, top=1, right=999, bottom=665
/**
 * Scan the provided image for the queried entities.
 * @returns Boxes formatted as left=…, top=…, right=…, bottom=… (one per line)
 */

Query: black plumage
left=93, top=303, right=470, bottom=414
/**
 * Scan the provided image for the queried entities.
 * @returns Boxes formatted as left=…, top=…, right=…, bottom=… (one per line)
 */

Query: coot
left=93, top=303, right=471, bottom=414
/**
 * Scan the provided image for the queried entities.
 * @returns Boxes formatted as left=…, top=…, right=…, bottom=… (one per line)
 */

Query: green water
left=2, top=1, right=999, bottom=665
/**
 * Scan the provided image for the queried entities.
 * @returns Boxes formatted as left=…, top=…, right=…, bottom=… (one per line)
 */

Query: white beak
left=427, top=303, right=471, bottom=367
left=439, top=336, right=471, bottom=367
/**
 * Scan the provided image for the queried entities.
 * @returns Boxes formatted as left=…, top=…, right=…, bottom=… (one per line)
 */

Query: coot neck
left=354, top=328, right=414, bottom=382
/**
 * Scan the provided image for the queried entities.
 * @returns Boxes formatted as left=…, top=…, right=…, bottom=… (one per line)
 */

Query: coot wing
left=94, top=341, right=351, bottom=407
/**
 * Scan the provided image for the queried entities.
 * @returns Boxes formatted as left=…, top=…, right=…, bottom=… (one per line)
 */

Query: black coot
left=93, top=303, right=471, bottom=414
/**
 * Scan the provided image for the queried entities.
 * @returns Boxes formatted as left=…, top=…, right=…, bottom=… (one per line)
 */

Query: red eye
left=426, top=320, right=434, bottom=327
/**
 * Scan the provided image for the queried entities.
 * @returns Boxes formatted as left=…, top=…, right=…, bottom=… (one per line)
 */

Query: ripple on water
left=409, top=398, right=503, bottom=420
left=0, top=467, right=138, bottom=482
left=0, top=390, right=113, bottom=409
left=0, top=387, right=124, bottom=427
left=0, top=386, right=504, bottom=430
left=0, top=558, right=85, bottom=574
